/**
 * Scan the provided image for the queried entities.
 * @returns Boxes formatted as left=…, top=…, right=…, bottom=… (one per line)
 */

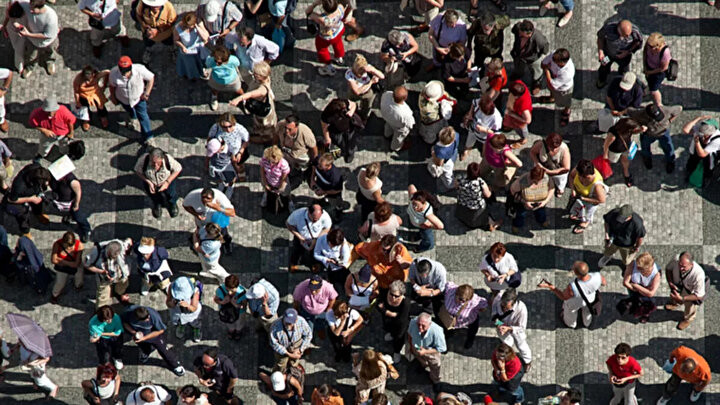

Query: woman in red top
left=50, top=231, right=85, bottom=304
left=503, top=81, right=533, bottom=148
left=484, top=58, right=507, bottom=103
left=491, top=343, right=524, bottom=405
left=605, top=343, right=643, bottom=405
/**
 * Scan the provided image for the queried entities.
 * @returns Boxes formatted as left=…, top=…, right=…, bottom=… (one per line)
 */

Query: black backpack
left=68, top=140, right=86, bottom=160
left=662, top=46, right=679, bottom=81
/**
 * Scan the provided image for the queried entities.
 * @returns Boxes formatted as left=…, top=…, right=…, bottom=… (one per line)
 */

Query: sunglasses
left=390, top=293, right=402, bottom=298
left=221, top=124, right=233, bottom=129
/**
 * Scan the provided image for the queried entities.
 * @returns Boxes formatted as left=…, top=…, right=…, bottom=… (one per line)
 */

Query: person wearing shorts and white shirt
left=538, top=261, right=606, bottom=329
left=540, top=48, right=575, bottom=127
left=125, top=384, right=172, bottom=405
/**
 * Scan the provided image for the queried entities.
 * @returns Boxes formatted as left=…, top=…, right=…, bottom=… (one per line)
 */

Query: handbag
left=244, top=86, right=272, bottom=117
left=437, top=300, right=469, bottom=329
left=88, top=0, right=106, bottom=29
left=306, top=17, right=319, bottom=35
left=574, top=278, right=602, bottom=316
left=591, top=155, right=613, bottom=180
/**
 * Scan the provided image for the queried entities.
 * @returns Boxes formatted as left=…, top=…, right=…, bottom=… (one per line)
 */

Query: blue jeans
left=512, top=205, right=547, bottom=228
left=69, top=207, right=92, bottom=235
left=640, top=130, right=675, bottom=163
left=559, top=0, right=574, bottom=11
left=494, top=369, right=525, bottom=403
left=143, top=180, right=178, bottom=208
left=298, top=307, right=327, bottom=335
left=413, top=225, right=435, bottom=252
left=121, top=100, right=153, bottom=140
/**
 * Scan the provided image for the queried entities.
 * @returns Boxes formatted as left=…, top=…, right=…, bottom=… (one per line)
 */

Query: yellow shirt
left=573, top=169, right=602, bottom=197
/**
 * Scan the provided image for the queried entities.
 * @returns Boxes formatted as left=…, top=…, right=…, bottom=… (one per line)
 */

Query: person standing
left=0, top=139, right=12, bottom=193
left=618, top=252, right=660, bottom=323
left=205, top=46, right=243, bottom=112
left=81, top=363, right=122, bottom=405
left=183, top=187, right=236, bottom=254
left=29, top=95, right=75, bottom=163
left=428, top=10, right=467, bottom=69
left=354, top=235, right=412, bottom=296
left=274, top=114, right=318, bottom=172
left=166, top=276, right=203, bottom=342
left=479, top=242, right=520, bottom=297
left=630, top=103, right=681, bottom=174
left=121, top=305, right=186, bottom=376
left=507, top=165, right=554, bottom=234
left=270, top=308, right=313, bottom=370
left=173, top=13, right=208, bottom=81
left=306, top=0, right=346, bottom=77
left=406, top=185, right=444, bottom=253
left=109, top=56, right=155, bottom=144
left=491, top=288, right=531, bottom=371
left=596, top=19, right=643, bottom=89
left=466, top=11, right=509, bottom=71
left=3, top=163, right=51, bottom=235
left=0, top=68, right=11, bottom=134
left=407, top=312, right=447, bottom=390
left=355, top=162, right=384, bottom=224
left=245, top=278, right=280, bottom=330
left=48, top=162, right=93, bottom=243
left=656, top=345, right=711, bottom=404
left=380, top=30, right=421, bottom=88
left=600, top=74, right=644, bottom=134
left=232, top=27, right=280, bottom=74
left=529, top=132, right=571, bottom=196
left=193, top=348, right=240, bottom=405
left=134, top=236, right=173, bottom=296
left=430, top=127, right=460, bottom=191
left=568, top=159, right=607, bottom=234
left=313, top=228, right=352, bottom=285
left=378, top=280, right=410, bottom=364
left=135, top=0, right=177, bottom=64
left=214, top=275, right=247, bottom=340
left=193, top=223, right=230, bottom=283
left=18, top=0, right=59, bottom=78
left=461, top=95, right=503, bottom=160
left=606, top=343, right=643, bottom=405
left=135, top=148, right=182, bottom=218
left=344, top=54, right=384, bottom=123
left=408, top=257, right=447, bottom=316
left=380, top=86, right=415, bottom=152
left=439, top=282, right=487, bottom=349
left=410, top=0, right=444, bottom=33
left=598, top=204, right=646, bottom=268
left=321, top=99, right=361, bottom=162
left=73, top=66, right=110, bottom=130
left=286, top=204, right=332, bottom=272
left=664, top=252, right=706, bottom=330
left=540, top=48, right=575, bottom=127
left=259, top=145, right=291, bottom=208
left=292, top=274, right=338, bottom=337
left=89, top=306, right=124, bottom=369
left=77, top=0, right=127, bottom=57
left=491, top=343, right=524, bottom=405
left=125, top=383, right=173, bottom=405
left=84, top=238, right=132, bottom=308
left=643, top=32, right=671, bottom=106
left=682, top=115, right=720, bottom=186
left=538, top=261, right=607, bottom=328
left=207, top=113, right=250, bottom=183
left=538, top=0, right=573, bottom=27
left=49, top=231, right=84, bottom=304
left=352, top=349, right=398, bottom=403
left=455, top=162, right=500, bottom=231
left=326, top=299, right=364, bottom=362
left=509, top=19, right=548, bottom=95
left=1, top=2, right=27, bottom=76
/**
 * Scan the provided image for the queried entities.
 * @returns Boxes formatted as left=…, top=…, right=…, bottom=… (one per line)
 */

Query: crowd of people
left=0, top=0, right=717, bottom=403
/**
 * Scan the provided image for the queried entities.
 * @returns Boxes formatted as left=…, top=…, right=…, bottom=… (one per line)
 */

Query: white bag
left=597, top=108, right=619, bottom=132
left=70, top=104, right=90, bottom=122
left=440, top=99, right=453, bottom=121
left=427, top=160, right=444, bottom=178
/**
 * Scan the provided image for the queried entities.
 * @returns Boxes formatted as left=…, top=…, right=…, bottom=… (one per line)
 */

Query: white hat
left=270, top=371, right=285, bottom=391
left=137, top=243, right=155, bottom=255
left=246, top=283, right=266, bottom=299
left=619, top=72, right=637, bottom=91
left=48, top=155, right=76, bottom=180
left=142, top=0, right=165, bottom=7
left=205, top=0, right=221, bottom=23
left=423, top=80, right=444, bottom=101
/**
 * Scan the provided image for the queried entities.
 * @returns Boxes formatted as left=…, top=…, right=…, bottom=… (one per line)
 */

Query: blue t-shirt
left=89, top=313, right=123, bottom=339
left=206, top=55, right=240, bottom=85
left=433, top=134, right=459, bottom=162
left=122, top=305, right=167, bottom=335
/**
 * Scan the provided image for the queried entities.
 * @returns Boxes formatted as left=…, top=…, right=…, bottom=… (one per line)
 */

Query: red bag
left=592, top=155, right=613, bottom=180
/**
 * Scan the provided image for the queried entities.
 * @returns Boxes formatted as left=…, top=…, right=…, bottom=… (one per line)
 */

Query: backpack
left=67, top=140, right=86, bottom=160
left=218, top=285, right=245, bottom=323
left=662, top=47, right=678, bottom=81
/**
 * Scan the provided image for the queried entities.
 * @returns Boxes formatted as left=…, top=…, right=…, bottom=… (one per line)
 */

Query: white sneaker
left=557, top=13, right=572, bottom=27
left=598, top=255, right=611, bottom=268
left=140, top=282, right=150, bottom=296
left=114, top=359, right=124, bottom=370
left=333, top=57, right=344, bottom=65
left=210, top=95, right=219, bottom=111
left=173, top=366, right=185, bottom=376
left=384, top=333, right=393, bottom=342
left=393, top=353, right=402, bottom=364
left=260, top=193, right=268, bottom=208
left=656, top=397, right=669, bottom=405
left=690, top=390, right=702, bottom=402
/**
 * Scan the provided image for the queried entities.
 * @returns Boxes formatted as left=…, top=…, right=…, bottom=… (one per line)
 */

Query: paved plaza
left=1, top=0, right=720, bottom=403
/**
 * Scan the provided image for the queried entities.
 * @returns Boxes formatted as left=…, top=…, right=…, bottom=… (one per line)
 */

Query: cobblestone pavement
left=0, top=0, right=720, bottom=403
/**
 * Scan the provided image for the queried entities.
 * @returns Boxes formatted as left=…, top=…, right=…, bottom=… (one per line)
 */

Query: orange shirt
left=311, top=389, right=344, bottom=405
left=671, top=346, right=711, bottom=385
left=354, top=241, right=411, bottom=289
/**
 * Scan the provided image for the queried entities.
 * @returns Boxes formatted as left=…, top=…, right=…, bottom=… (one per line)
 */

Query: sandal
left=537, top=95, right=555, bottom=104
left=560, top=111, right=571, bottom=127
left=624, top=175, right=633, bottom=187
left=572, top=223, right=587, bottom=234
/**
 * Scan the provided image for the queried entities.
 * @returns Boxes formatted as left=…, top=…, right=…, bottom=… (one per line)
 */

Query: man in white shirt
left=492, top=288, right=531, bottom=369
left=183, top=187, right=236, bottom=254
left=540, top=48, right=575, bottom=126
left=286, top=204, right=332, bottom=272
left=0, top=69, right=12, bottom=133
left=538, top=260, right=607, bottom=328
left=109, top=56, right=155, bottom=144
left=665, top=252, right=706, bottom=330
left=380, top=86, right=415, bottom=152
left=230, top=26, right=279, bottom=76
left=682, top=115, right=720, bottom=186
left=125, top=384, right=172, bottom=405
left=77, top=0, right=127, bottom=57
left=18, top=0, right=59, bottom=77
left=84, top=238, right=133, bottom=308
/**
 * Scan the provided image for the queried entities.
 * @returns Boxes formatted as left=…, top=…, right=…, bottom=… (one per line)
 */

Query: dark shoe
left=666, top=160, right=675, bottom=174
left=463, top=339, right=474, bottom=349
left=119, top=36, right=130, bottom=47
left=168, top=203, right=179, bottom=217
left=224, top=241, right=233, bottom=256
left=80, top=231, right=91, bottom=243
left=642, top=155, right=652, bottom=169
left=624, top=175, right=633, bottom=188
left=33, top=154, right=43, bottom=164
left=151, top=203, right=161, bottom=219
left=139, top=352, right=150, bottom=363
left=596, top=79, right=606, bottom=89
left=345, top=153, right=355, bottom=163
left=50, top=295, right=59, bottom=305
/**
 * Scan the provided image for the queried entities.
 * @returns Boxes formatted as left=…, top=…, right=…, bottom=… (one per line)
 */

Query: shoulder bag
left=88, top=0, right=106, bottom=29
left=485, top=254, right=522, bottom=288
left=437, top=295, right=469, bottom=329
left=574, top=278, right=602, bottom=316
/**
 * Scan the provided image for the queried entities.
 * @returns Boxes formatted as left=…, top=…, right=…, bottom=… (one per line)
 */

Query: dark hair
left=545, top=132, right=563, bottom=149
left=614, top=343, right=632, bottom=356
left=179, top=385, right=201, bottom=399
left=416, top=259, right=432, bottom=274
left=576, top=159, right=595, bottom=177
left=212, top=46, right=231, bottom=63
left=611, top=118, right=642, bottom=137
left=509, top=81, right=526, bottom=96
left=529, top=165, right=545, bottom=182
left=27, top=166, right=52, bottom=187
left=494, top=342, right=516, bottom=361
left=96, top=363, right=117, bottom=380
left=400, top=392, right=425, bottom=405
left=204, top=223, right=224, bottom=242
left=140, top=388, right=156, bottom=402
left=134, top=306, right=150, bottom=320
left=411, top=190, right=441, bottom=211
left=224, top=274, right=240, bottom=289
left=8, top=2, right=24, bottom=18
left=517, top=19, right=534, bottom=33
left=285, top=114, right=300, bottom=125
left=61, top=231, right=76, bottom=248
left=201, top=188, right=215, bottom=199
left=565, top=388, right=582, bottom=403
left=501, top=288, right=518, bottom=306
left=325, top=98, right=349, bottom=116
left=372, top=393, right=389, bottom=405
left=204, top=348, right=218, bottom=360
left=490, top=242, right=507, bottom=256
left=321, top=0, right=338, bottom=13
left=489, top=133, right=507, bottom=149
left=374, top=202, right=393, bottom=223
left=81, top=65, right=97, bottom=77
left=553, top=48, right=571, bottom=63
left=96, top=305, right=115, bottom=323
left=327, top=228, right=345, bottom=246
left=479, top=96, right=495, bottom=115
left=466, top=162, right=482, bottom=180
left=448, top=42, right=465, bottom=60
left=238, top=26, right=255, bottom=41
left=317, top=384, right=340, bottom=397
left=30, top=0, right=45, bottom=9
left=380, top=234, right=397, bottom=249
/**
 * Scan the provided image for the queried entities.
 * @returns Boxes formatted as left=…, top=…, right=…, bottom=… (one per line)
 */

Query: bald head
left=309, top=204, right=323, bottom=222
left=618, top=20, right=633, bottom=37
left=393, top=86, right=408, bottom=103
left=572, top=261, right=590, bottom=277
left=680, top=358, right=697, bottom=374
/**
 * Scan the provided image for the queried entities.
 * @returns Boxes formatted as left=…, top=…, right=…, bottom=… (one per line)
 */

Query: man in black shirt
left=599, top=204, right=646, bottom=268
left=309, top=153, right=347, bottom=221
left=3, top=163, right=51, bottom=235
left=193, top=348, right=240, bottom=404
left=121, top=305, right=186, bottom=376
left=49, top=163, right=92, bottom=242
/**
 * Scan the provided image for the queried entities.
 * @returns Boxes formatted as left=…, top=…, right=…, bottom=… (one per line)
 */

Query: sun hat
left=171, top=277, right=195, bottom=301
left=42, top=95, right=60, bottom=112
left=619, top=72, right=636, bottom=91
left=246, top=283, right=266, bottom=299
left=205, top=0, right=221, bottom=23
left=423, top=80, right=444, bottom=101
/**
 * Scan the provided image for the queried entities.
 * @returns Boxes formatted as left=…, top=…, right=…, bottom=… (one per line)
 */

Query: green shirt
left=89, top=314, right=123, bottom=339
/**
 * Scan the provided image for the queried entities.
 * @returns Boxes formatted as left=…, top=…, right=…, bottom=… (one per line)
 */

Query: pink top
left=260, top=157, right=290, bottom=187
left=293, top=279, right=338, bottom=315
left=645, top=46, right=671, bottom=70
left=483, top=132, right=511, bottom=168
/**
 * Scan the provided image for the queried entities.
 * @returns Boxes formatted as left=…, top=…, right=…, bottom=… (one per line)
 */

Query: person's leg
left=512, top=206, right=528, bottom=229
left=602, top=242, right=620, bottom=260
left=623, top=381, right=637, bottom=405
left=163, top=180, right=179, bottom=208
left=112, top=278, right=129, bottom=300
left=619, top=247, right=636, bottom=266
left=662, top=373, right=682, bottom=400
left=464, top=317, right=480, bottom=348
left=514, top=333, right=532, bottom=365
left=133, top=100, right=153, bottom=140
left=95, top=281, right=112, bottom=309
left=148, top=335, right=181, bottom=369
left=390, top=125, right=411, bottom=152
left=616, top=55, right=632, bottom=75
left=580, top=306, right=593, bottom=328
left=51, top=271, right=69, bottom=299
left=620, top=154, right=631, bottom=178
left=95, top=339, right=111, bottom=364
left=120, top=102, right=137, bottom=120
left=37, top=132, right=58, bottom=157
left=71, top=208, right=92, bottom=236
left=597, top=59, right=612, bottom=84
left=440, top=159, right=455, bottom=189
left=659, top=129, right=675, bottom=163
left=529, top=57, right=544, bottom=91
left=683, top=301, right=698, bottom=322
left=90, top=28, right=104, bottom=48
left=533, top=207, right=548, bottom=226
left=315, top=36, right=332, bottom=65
left=425, top=352, right=442, bottom=383
left=109, top=335, right=123, bottom=362
left=417, top=227, right=434, bottom=251
left=289, top=237, right=304, bottom=266
left=561, top=301, right=578, bottom=328
left=640, top=133, right=654, bottom=160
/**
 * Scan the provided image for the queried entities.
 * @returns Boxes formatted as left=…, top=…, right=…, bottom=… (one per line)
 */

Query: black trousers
left=95, top=336, right=123, bottom=364
left=328, top=331, right=352, bottom=361
left=4, top=201, right=44, bottom=234
left=412, top=291, right=445, bottom=317
left=137, top=335, right=180, bottom=370
left=442, top=316, right=480, bottom=347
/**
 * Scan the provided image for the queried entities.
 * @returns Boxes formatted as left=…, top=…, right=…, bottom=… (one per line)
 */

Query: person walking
left=602, top=118, right=645, bottom=188
left=18, top=0, right=59, bottom=78
left=29, top=95, right=75, bottom=163
left=306, top=0, right=346, bottom=77
left=606, top=343, right=643, bottom=405
left=380, top=86, right=415, bottom=153
left=438, top=282, right=487, bottom=349
left=682, top=115, right=720, bottom=186
left=630, top=103, right=681, bottom=174
left=664, top=252, right=706, bottom=330
left=109, top=56, right=155, bottom=144
left=538, top=260, right=606, bottom=328
left=509, top=19, right=548, bottom=95
left=656, top=345, right=711, bottom=404
left=643, top=32, right=671, bottom=106
left=193, top=348, right=240, bottom=404
left=491, top=343, right=525, bottom=405
left=205, top=46, right=243, bottom=111
left=598, top=204, right=646, bottom=268
left=88, top=306, right=124, bottom=369
left=183, top=187, right=236, bottom=254
left=77, top=0, right=127, bottom=57
left=193, top=222, right=230, bottom=283
left=48, top=161, right=93, bottom=243
left=539, top=48, right=574, bottom=127
left=121, top=305, right=186, bottom=376
left=596, top=19, right=643, bottom=89
left=491, top=288, right=531, bottom=371
left=429, top=127, right=460, bottom=191
left=269, top=308, right=313, bottom=370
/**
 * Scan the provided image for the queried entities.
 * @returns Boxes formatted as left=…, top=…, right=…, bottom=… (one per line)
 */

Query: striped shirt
left=269, top=316, right=312, bottom=356
left=442, top=282, right=487, bottom=329
left=260, top=157, right=290, bottom=188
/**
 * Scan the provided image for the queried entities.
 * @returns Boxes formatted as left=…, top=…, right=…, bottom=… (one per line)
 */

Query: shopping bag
left=591, top=155, right=613, bottom=180
left=689, top=163, right=704, bottom=188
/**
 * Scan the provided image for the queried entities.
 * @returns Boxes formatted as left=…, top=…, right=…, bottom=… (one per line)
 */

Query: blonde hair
left=365, top=162, right=381, bottom=178
left=252, top=61, right=271, bottom=82
left=263, top=145, right=283, bottom=162
left=140, top=236, right=155, bottom=247
left=438, top=126, right=456, bottom=145
left=318, top=152, right=335, bottom=165
left=352, top=54, right=368, bottom=76
left=647, top=32, right=665, bottom=48
left=636, top=252, right=655, bottom=271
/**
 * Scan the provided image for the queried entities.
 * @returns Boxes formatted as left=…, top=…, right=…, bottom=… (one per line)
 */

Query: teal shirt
left=206, top=55, right=240, bottom=85
left=408, top=318, right=447, bottom=353
left=89, top=314, right=123, bottom=339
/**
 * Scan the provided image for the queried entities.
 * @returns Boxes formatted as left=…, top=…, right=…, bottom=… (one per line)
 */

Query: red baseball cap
left=118, top=56, right=132, bottom=68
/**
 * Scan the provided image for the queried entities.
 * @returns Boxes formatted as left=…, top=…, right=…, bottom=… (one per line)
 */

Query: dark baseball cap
left=308, top=274, right=323, bottom=291
left=645, top=104, right=664, bottom=122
